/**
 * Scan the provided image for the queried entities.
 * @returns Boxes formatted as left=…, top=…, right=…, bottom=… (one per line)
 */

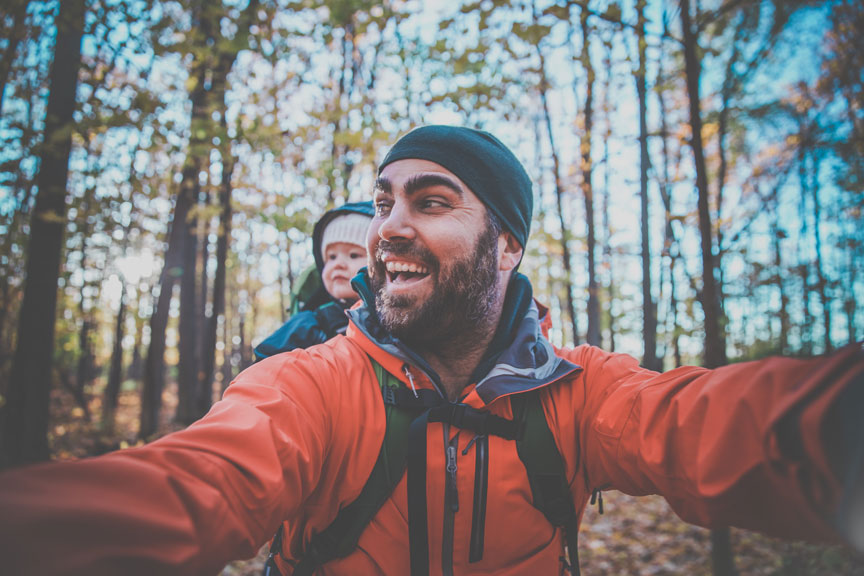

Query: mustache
left=374, top=240, right=438, bottom=271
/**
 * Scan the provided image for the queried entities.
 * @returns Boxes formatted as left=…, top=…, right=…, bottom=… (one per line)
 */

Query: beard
left=370, top=223, right=501, bottom=347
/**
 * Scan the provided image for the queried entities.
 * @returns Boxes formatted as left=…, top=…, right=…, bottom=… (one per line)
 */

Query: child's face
left=322, top=242, right=366, bottom=301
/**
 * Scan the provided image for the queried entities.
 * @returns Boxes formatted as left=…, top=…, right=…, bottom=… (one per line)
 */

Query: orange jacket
left=0, top=302, right=860, bottom=575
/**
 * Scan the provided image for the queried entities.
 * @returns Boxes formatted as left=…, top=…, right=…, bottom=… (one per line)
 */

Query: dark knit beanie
left=378, top=125, right=533, bottom=249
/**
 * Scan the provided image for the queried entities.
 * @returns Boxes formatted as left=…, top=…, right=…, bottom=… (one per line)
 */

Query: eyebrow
left=407, top=173, right=464, bottom=198
left=374, top=173, right=466, bottom=202
left=373, top=177, right=391, bottom=195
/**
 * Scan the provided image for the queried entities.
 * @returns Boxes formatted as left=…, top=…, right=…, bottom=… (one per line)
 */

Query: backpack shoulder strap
left=288, top=359, right=420, bottom=576
left=511, top=390, right=582, bottom=576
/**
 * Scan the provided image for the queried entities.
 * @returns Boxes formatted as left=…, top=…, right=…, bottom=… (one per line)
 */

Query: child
left=254, top=201, right=373, bottom=359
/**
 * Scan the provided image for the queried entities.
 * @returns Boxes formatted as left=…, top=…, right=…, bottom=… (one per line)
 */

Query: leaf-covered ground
left=578, top=492, right=864, bottom=575
left=48, top=385, right=864, bottom=575
left=219, top=492, right=864, bottom=576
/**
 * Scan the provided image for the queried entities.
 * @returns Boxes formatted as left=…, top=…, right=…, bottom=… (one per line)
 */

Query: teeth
left=385, top=261, right=429, bottom=274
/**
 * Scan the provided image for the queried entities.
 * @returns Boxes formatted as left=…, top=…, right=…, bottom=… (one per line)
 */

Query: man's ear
left=498, top=231, right=523, bottom=273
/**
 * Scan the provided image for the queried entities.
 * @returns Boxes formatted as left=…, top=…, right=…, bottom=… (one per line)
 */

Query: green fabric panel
left=290, top=264, right=324, bottom=315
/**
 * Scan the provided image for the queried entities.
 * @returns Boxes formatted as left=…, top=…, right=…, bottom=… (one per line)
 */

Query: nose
left=376, top=201, right=415, bottom=242
left=332, top=255, right=349, bottom=269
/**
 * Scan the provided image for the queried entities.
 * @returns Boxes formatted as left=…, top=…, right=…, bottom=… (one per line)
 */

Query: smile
left=384, top=260, right=430, bottom=283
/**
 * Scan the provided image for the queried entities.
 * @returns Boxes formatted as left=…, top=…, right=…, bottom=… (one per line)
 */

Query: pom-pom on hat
left=378, top=125, right=533, bottom=249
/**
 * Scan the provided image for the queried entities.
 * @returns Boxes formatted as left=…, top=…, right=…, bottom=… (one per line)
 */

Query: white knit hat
left=320, top=213, right=371, bottom=257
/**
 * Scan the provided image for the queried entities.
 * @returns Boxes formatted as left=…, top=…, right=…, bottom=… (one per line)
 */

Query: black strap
left=407, top=409, right=432, bottom=576
left=291, top=361, right=425, bottom=576
left=565, top=515, right=582, bottom=576
left=381, top=386, right=441, bottom=409
left=262, top=524, right=284, bottom=576
left=427, top=402, right=522, bottom=440
left=512, top=392, right=581, bottom=574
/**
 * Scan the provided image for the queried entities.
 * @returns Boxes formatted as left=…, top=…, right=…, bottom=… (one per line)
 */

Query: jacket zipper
left=467, top=434, right=488, bottom=563
left=590, top=487, right=605, bottom=514
left=403, top=363, right=419, bottom=398
left=442, top=424, right=459, bottom=576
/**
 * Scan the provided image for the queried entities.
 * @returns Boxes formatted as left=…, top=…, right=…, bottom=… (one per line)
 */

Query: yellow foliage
left=701, top=121, right=718, bottom=141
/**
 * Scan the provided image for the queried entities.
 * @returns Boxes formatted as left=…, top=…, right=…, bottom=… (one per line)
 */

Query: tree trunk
left=537, top=44, right=580, bottom=346
left=602, top=140, right=617, bottom=352
left=601, top=119, right=616, bottom=353
left=200, top=117, right=234, bottom=416
left=140, top=188, right=190, bottom=439
left=797, top=141, right=813, bottom=355
left=246, top=286, right=259, bottom=371
left=532, top=111, right=557, bottom=331
left=579, top=4, right=600, bottom=347
left=681, top=1, right=734, bottom=574
left=681, top=0, right=727, bottom=370
left=1, top=0, right=86, bottom=469
left=328, top=23, right=349, bottom=204
left=657, top=45, right=679, bottom=369
left=669, top=256, right=682, bottom=368
left=636, top=0, right=659, bottom=370
left=193, top=186, right=212, bottom=418
left=0, top=95, right=39, bottom=375
left=73, top=317, right=93, bottom=419
left=280, top=245, right=290, bottom=323
left=772, top=208, right=789, bottom=355
left=102, top=281, right=126, bottom=434
left=176, top=182, right=201, bottom=424
left=177, top=0, right=254, bottom=424
left=0, top=278, right=10, bottom=376
left=600, top=30, right=615, bottom=352
left=238, top=312, right=249, bottom=370
left=195, top=187, right=212, bottom=404
left=174, top=55, right=209, bottom=425
left=74, top=199, right=95, bottom=416
left=138, top=0, right=238, bottom=434
left=715, top=19, right=745, bottom=329
left=140, top=280, right=173, bottom=438
left=844, top=237, right=858, bottom=345
left=137, top=16, right=229, bottom=435
left=221, top=287, right=236, bottom=393
left=127, top=292, right=144, bottom=382
left=809, top=155, right=831, bottom=352
left=0, top=0, right=30, bottom=116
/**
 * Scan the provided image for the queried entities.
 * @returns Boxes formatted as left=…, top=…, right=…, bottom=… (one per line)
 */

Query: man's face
left=368, top=159, right=504, bottom=345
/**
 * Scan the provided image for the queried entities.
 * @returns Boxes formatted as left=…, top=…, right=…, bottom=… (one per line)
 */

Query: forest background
left=0, top=0, right=862, bottom=574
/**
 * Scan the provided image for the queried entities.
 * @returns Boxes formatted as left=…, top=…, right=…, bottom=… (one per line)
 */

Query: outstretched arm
left=0, top=344, right=380, bottom=576
left=571, top=342, right=863, bottom=547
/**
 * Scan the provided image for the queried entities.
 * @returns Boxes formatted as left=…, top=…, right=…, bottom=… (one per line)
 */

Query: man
left=0, top=126, right=862, bottom=576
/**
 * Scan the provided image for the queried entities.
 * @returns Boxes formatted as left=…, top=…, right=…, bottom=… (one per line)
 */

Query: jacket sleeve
left=0, top=344, right=376, bottom=576
left=570, top=342, right=864, bottom=544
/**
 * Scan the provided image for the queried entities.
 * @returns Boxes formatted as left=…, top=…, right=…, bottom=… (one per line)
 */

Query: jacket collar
left=470, top=299, right=580, bottom=404
left=348, top=269, right=580, bottom=405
